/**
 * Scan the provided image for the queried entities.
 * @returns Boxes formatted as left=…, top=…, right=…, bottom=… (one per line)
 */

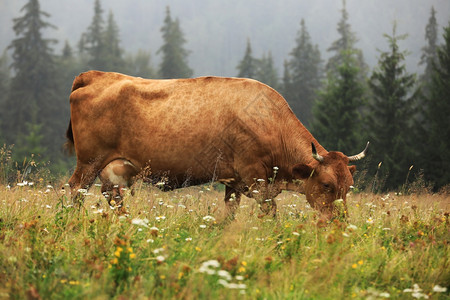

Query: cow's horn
left=348, top=141, right=370, bottom=162
left=311, top=142, right=324, bottom=162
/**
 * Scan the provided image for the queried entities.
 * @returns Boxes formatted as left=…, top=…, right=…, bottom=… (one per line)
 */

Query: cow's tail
left=64, top=119, right=75, bottom=155
left=64, top=72, right=90, bottom=156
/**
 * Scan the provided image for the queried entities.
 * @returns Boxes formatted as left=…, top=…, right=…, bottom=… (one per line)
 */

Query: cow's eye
left=322, top=183, right=331, bottom=189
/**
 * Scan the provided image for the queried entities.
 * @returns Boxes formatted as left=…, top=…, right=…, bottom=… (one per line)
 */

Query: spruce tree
left=366, top=25, right=419, bottom=190
left=103, top=10, right=126, bottom=72
left=284, top=19, right=322, bottom=125
left=158, top=7, right=193, bottom=79
left=423, top=22, right=450, bottom=190
left=0, top=51, right=9, bottom=143
left=419, top=7, right=438, bottom=97
left=237, top=39, right=257, bottom=78
left=1, top=0, right=60, bottom=163
left=255, top=52, right=279, bottom=90
left=83, top=0, right=106, bottom=70
left=310, top=51, right=365, bottom=154
left=326, top=0, right=367, bottom=81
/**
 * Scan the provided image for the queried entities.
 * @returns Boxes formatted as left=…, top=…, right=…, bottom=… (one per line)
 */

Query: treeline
left=0, top=0, right=449, bottom=191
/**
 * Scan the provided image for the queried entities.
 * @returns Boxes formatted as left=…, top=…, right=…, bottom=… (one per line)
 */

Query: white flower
left=252, top=190, right=259, bottom=194
left=203, top=215, right=216, bottom=222
left=199, top=224, right=207, bottom=229
left=185, top=237, right=192, bottom=242
left=199, top=260, right=220, bottom=275
left=347, top=224, right=357, bottom=230
left=292, top=231, right=300, bottom=236
left=382, top=228, right=391, bottom=231
left=411, top=292, right=428, bottom=299
left=366, top=218, right=374, bottom=224
left=153, top=248, right=165, bottom=254
left=273, top=166, right=279, bottom=171
left=131, top=218, right=149, bottom=228
left=217, top=270, right=232, bottom=281
left=379, top=292, right=390, bottom=298
left=257, top=179, right=265, bottom=182
left=156, top=255, right=165, bottom=263
left=235, top=275, right=244, bottom=281
left=155, top=216, right=166, bottom=221
left=432, top=285, right=447, bottom=293
left=342, top=232, right=350, bottom=237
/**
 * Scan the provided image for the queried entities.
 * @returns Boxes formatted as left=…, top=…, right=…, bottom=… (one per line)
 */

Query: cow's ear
left=348, top=165, right=357, bottom=175
left=292, top=163, right=314, bottom=179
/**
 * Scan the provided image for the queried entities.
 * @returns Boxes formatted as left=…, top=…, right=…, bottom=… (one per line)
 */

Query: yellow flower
left=60, top=279, right=67, bottom=284
left=127, top=247, right=133, bottom=253
left=358, top=260, right=363, bottom=265
left=114, top=247, right=123, bottom=257
left=160, top=275, right=166, bottom=280
left=178, top=272, right=184, bottom=279
left=241, top=261, right=247, bottom=266
left=69, top=280, right=80, bottom=285
left=352, top=264, right=357, bottom=269
left=130, top=253, right=136, bottom=259
left=238, top=267, right=246, bottom=273
left=195, top=247, right=202, bottom=252
left=112, top=258, right=119, bottom=265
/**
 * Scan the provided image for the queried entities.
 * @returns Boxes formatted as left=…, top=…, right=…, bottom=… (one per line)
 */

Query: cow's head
left=292, top=142, right=369, bottom=218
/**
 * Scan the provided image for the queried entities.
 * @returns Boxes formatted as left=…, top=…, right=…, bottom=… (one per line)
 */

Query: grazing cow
left=66, top=71, right=368, bottom=218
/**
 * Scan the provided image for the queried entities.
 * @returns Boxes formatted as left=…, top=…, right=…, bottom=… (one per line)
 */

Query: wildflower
left=352, top=264, right=357, bottom=269
left=217, top=270, right=232, bottom=281
left=292, top=231, right=300, bottom=236
left=203, top=215, right=216, bottom=222
left=252, top=190, right=259, bottom=194
left=130, top=253, right=136, bottom=259
left=347, top=224, right=357, bottom=230
left=131, top=218, right=149, bottom=228
left=195, top=246, right=202, bottom=252
left=358, top=260, right=363, bottom=265
left=235, top=275, right=244, bottom=281
left=185, top=237, right=192, bottom=242
left=199, top=224, right=207, bottom=229
left=257, top=178, right=265, bottom=182
left=366, top=218, right=374, bottom=224
left=156, top=216, right=166, bottom=221
left=114, top=247, right=123, bottom=257
left=156, top=256, right=165, bottom=263
left=432, top=285, right=447, bottom=293
left=199, top=260, right=220, bottom=275
left=403, top=284, right=429, bottom=299
left=273, top=166, right=279, bottom=171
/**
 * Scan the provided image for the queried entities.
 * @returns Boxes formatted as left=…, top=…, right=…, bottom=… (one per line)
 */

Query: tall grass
left=0, top=179, right=448, bottom=299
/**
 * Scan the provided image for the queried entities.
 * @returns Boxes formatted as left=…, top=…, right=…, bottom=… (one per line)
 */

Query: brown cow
left=66, top=71, right=368, bottom=218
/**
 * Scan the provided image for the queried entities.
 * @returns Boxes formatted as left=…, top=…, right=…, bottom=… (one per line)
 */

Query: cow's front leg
left=224, top=186, right=242, bottom=219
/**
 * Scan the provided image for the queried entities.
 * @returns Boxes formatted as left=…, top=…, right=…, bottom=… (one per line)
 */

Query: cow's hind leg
left=68, top=163, right=99, bottom=207
left=224, top=186, right=242, bottom=219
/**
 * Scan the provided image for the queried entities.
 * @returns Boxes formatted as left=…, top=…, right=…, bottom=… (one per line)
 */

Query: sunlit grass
left=0, top=181, right=448, bottom=299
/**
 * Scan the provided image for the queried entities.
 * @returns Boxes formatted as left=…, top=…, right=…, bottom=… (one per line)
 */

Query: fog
left=1, top=0, right=449, bottom=76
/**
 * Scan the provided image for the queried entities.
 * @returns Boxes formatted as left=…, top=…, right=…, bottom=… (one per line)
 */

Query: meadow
left=0, top=177, right=448, bottom=299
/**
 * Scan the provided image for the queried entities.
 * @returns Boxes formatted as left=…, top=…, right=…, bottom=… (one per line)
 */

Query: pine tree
left=237, top=39, right=257, bottom=78
left=326, top=0, right=367, bottom=81
left=310, top=51, right=365, bottom=154
left=366, top=25, right=419, bottom=190
left=158, top=7, right=193, bottom=78
left=1, top=0, right=60, bottom=163
left=83, top=0, right=106, bottom=70
left=419, top=7, right=438, bottom=97
left=423, top=22, right=450, bottom=190
left=254, top=52, right=279, bottom=90
left=103, top=10, right=126, bottom=72
left=0, top=51, right=9, bottom=143
left=284, top=19, right=322, bottom=125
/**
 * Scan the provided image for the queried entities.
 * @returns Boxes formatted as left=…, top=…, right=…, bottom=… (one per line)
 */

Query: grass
left=0, top=180, right=448, bottom=299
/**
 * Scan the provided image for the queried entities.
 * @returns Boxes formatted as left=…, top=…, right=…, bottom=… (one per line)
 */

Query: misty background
left=1, top=0, right=449, bottom=76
